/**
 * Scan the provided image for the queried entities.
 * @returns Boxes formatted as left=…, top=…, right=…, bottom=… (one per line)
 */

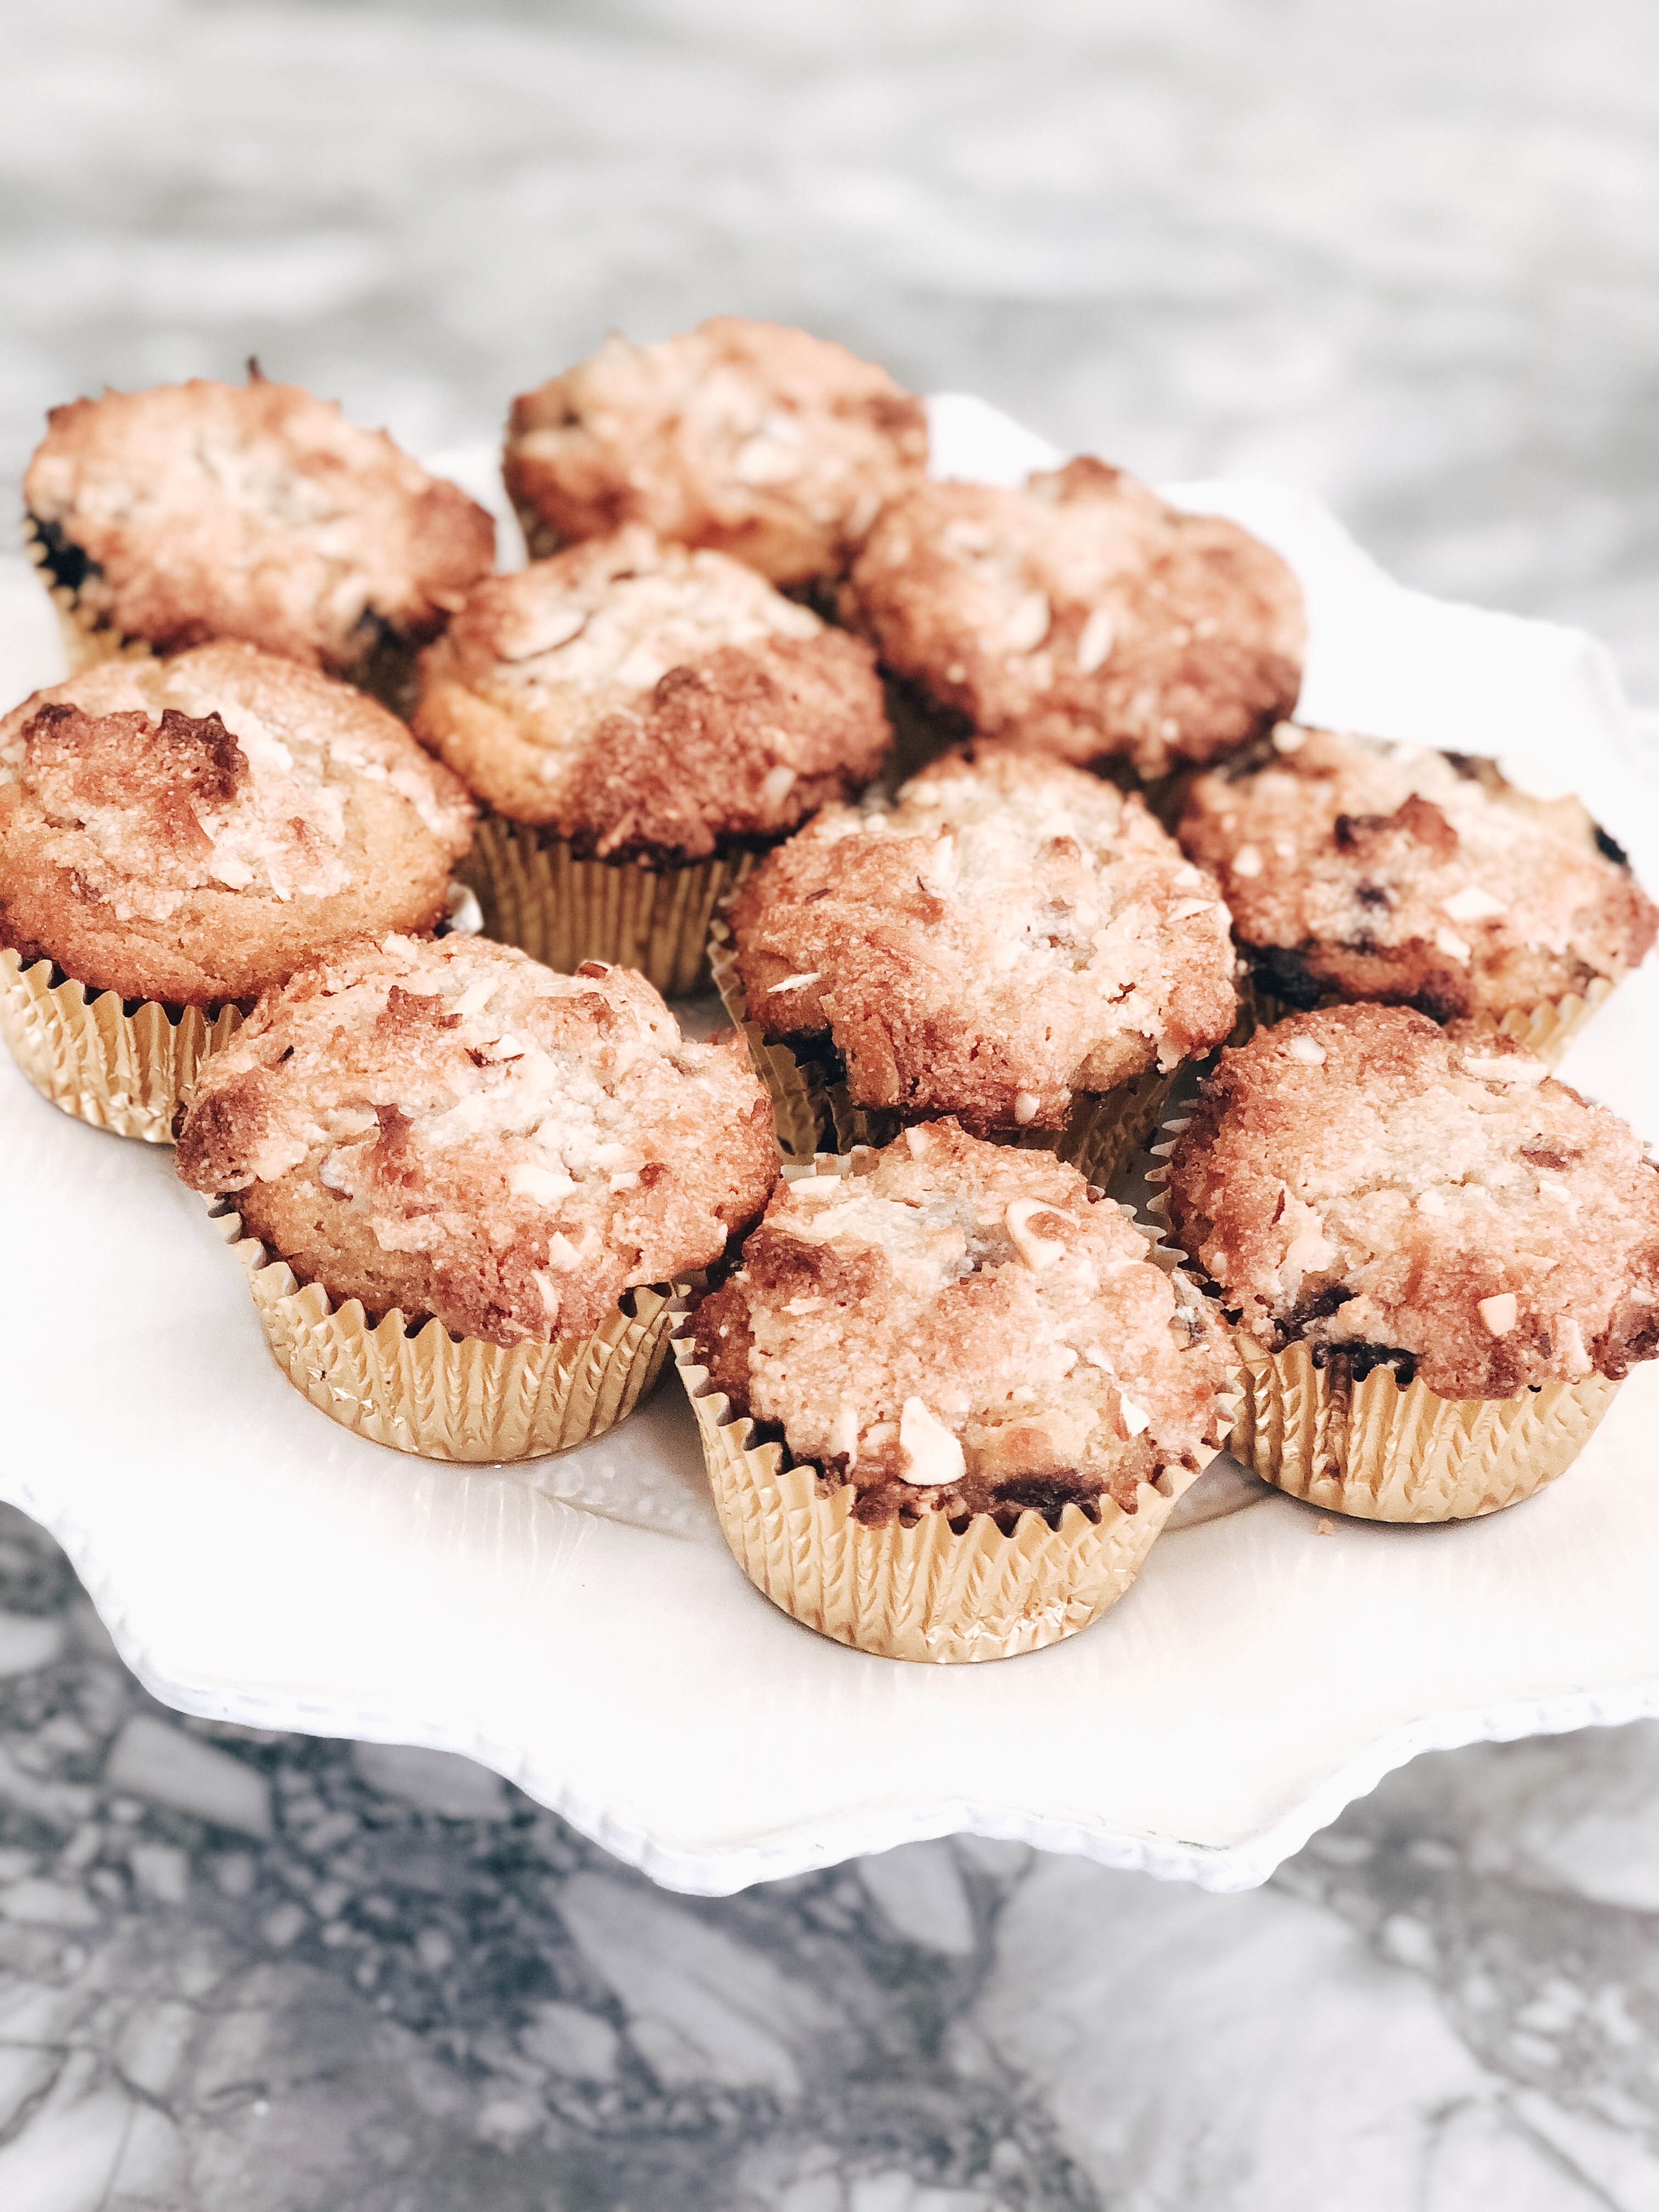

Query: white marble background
left=5, top=3, right=1659, bottom=2205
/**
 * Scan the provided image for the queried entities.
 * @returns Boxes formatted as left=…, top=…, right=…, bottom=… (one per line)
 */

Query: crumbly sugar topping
left=691, top=1120, right=1229, bottom=1523
left=413, top=528, right=890, bottom=848
left=504, top=318, right=929, bottom=585
left=1177, top=726, right=1658, bottom=1017
left=175, top=935, right=778, bottom=1346
left=0, top=646, right=473, bottom=927
left=1165, top=1003, right=1659, bottom=1398
left=845, top=459, right=1305, bottom=778
left=24, top=377, right=495, bottom=668
left=729, top=744, right=1238, bottom=1128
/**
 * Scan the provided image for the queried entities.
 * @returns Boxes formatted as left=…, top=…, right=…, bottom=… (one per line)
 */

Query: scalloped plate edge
left=8, top=1462, right=1656, bottom=1897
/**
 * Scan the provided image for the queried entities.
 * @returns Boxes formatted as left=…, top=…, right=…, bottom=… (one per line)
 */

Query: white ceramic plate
left=5, top=402, right=1659, bottom=1899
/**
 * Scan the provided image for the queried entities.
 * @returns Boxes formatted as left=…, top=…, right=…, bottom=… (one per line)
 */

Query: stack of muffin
left=5, top=320, right=1657, bottom=1668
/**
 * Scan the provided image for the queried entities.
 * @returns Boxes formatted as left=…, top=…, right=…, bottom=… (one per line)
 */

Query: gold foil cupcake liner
left=24, top=514, right=428, bottom=716
left=210, top=1204, right=680, bottom=1463
left=0, top=947, right=243, bottom=1144
left=1144, top=1108, right=1621, bottom=1521
left=672, top=1154, right=1233, bottom=1661
left=1241, top=969, right=1617, bottom=1066
left=1225, top=1335, right=1621, bottom=1521
left=460, top=812, right=759, bottom=997
left=672, top=1336, right=1198, bottom=1663
left=24, top=512, right=153, bottom=675
left=708, top=927, right=1176, bottom=1183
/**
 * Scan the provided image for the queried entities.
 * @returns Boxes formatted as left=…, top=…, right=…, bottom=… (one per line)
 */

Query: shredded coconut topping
left=1180, top=726, right=1658, bottom=1020
left=690, top=1121, right=1230, bottom=1523
left=730, top=744, right=1238, bottom=1130
left=174, top=935, right=778, bottom=1346
left=1166, top=1004, right=1659, bottom=1399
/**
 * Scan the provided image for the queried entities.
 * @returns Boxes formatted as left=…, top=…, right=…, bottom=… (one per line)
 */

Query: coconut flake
left=1006, top=1197, right=1074, bottom=1271
left=1442, top=884, right=1506, bottom=924
left=1075, top=607, right=1115, bottom=674
left=898, top=1398, right=966, bottom=1487
left=1478, top=1292, right=1518, bottom=1337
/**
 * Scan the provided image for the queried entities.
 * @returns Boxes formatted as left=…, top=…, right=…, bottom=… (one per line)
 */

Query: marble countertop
left=5, top=3, right=1659, bottom=2204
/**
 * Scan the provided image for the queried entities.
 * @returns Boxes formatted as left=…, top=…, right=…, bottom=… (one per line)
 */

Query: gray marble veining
left=8, top=1502, right=1659, bottom=2210
left=5, top=2, right=1659, bottom=2204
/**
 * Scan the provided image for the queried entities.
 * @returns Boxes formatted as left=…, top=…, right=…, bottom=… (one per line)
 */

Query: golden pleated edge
left=210, top=1204, right=680, bottom=1463
left=458, top=813, right=760, bottom=998
left=1143, top=1109, right=1621, bottom=1522
left=0, top=946, right=243, bottom=1144
left=708, top=927, right=1177, bottom=1183
left=1240, top=971, right=1617, bottom=1066
left=1226, top=1335, right=1621, bottom=1521
left=23, top=514, right=153, bottom=674
left=672, top=1155, right=1234, bottom=1661
left=22, top=516, right=426, bottom=715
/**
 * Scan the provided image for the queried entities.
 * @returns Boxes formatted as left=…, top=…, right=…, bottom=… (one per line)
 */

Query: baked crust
left=726, top=744, right=1238, bottom=1131
left=1164, top=1004, right=1659, bottom=1399
left=175, top=935, right=778, bottom=1347
left=411, top=527, right=890, bottom=850
left=24, top=375, right=495, bottom=673
left=1177, top=725, right=1659, bottom=1019
left=503, top=318, right=928, bottom=586
left=0, top=645, right=475, bottom=1004
left=691, top=1119, right=1230, bottom=1527
left=844, top=459, right=1305, bottom=779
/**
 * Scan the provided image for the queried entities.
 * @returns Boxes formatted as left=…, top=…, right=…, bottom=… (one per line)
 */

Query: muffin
left=0, top=644, right=475, bottom=1141
left=503, top=318, right=928, bottom=588
left=717, top=743, right=1238, bottom=1175
left=413, top=526, right=892, bottom=992
left=1177, top=724, right=1658, bottom=1056
left=1159, top=1004, right=1659, bottom=1519
left=23, top=371, right=495, bottom=709
left=844, top=458, right=1306, bottom=789
left=175, top=933, right=778, bottom=1460
left=676, top=1120, right=1234, bottom=1660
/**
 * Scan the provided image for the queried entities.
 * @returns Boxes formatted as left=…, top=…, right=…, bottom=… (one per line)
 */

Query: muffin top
left=1177, top=725, right=1658, bottom=1020
left=846, top=459, right=1305, bottom=780
left=0, top=645, right=475, bottom=1004
left=690, top=1120, right=1231, bottom=1526
left=726, top=745, right=1238, bottom=1131
left=1163, top=1004, right=1659, bottom=1399
left=24, top=375, right=495, bottom=674
left=176, top=934, right=778, bottom=1347
left=412, top=526, right=891, bottom=853
left=503, top=318, right=929, bottom=586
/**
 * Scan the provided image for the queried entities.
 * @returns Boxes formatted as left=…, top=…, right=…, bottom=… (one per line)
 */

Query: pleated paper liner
left=0, top=947, right=244, bottom=1144
left=1239, top=966, right=1617, bottom=1066
left=24, top=513, right=151, bottom=675
left=1143, top=1109, right=1621, bottom=1522
left=708, top=926, right=1178, bottom=1182
left=24, top=514, right=430, bottom=716
left=672, top=1154, right=1235, bottom=1662
left=209, top=1203, right=681, bottom=1463
left=1225, top=1336, right=1620, bottom=1522
left=459, top=812, right=760, bottom=998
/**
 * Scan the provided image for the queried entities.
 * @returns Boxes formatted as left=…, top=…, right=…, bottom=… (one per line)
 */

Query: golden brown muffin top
left=0, top=645, right=475, bottom=1004
left=412, top=527, right=890, bottom=853
left=845, top=458, right=1305, bottom=779
left=727, top=744, right=1238, bottom=1131
left=1164, top=1004, right=1659, bottom=1399
left=24, top=375, right=495, bottom=672
left=1177, top=725, right=1658, bottom=1022
left=176, top=934, right=778, bottom=1347
left=690, top=1119, right=1232, bottom=1526
left=504, top=317, right=928, bottom=586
